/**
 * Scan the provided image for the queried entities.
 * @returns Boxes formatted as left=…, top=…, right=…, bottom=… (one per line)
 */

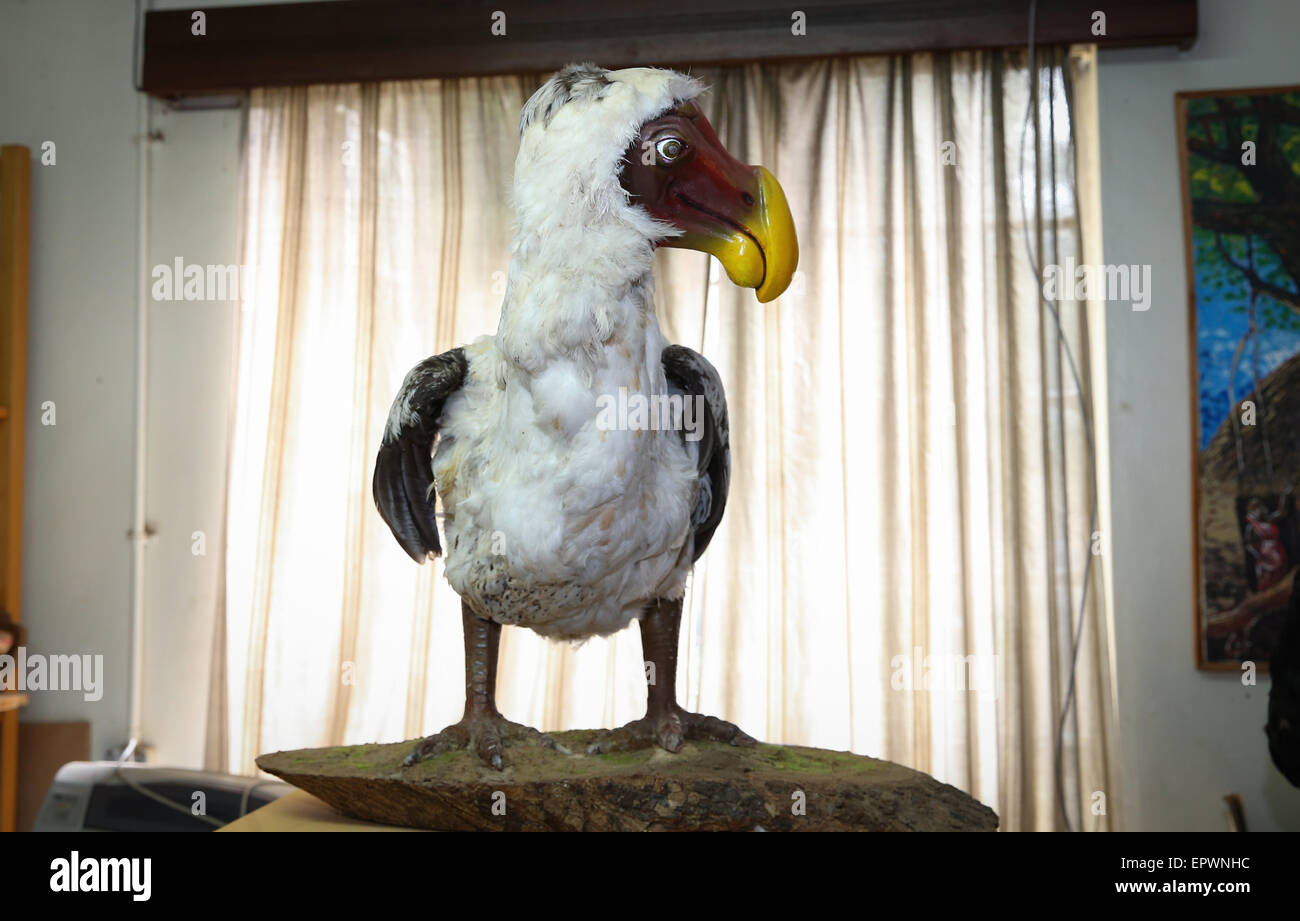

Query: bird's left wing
left=662, top=345, right=730, bottom=563
left=373, top=348, right=468, bottom=562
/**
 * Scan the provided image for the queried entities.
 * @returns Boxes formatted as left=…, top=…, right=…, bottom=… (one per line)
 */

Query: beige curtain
left=217, top=48, right=1118, bottom=831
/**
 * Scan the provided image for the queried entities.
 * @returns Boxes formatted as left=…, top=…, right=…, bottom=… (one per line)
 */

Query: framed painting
left=1177, top=85, right=1300, bottom=671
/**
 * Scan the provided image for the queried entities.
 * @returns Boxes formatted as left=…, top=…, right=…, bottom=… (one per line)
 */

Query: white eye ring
left=655, top=136, right=686, bottom=163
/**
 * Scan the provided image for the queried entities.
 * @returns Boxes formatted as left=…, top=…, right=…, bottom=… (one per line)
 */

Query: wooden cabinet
left=0, top=145, right=31, bottom=833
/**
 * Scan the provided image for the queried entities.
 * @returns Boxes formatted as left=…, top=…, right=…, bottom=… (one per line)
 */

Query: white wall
left=1098, top=0, right=1300, bottom=831
left=1, top=0, right=141, bottom=763
left=1, top=0, right=249, bottom=767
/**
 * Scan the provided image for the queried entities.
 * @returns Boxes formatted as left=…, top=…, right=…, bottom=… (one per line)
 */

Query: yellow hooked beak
left=751, top=167, right=799, bottom=303
left=674, top=167, right=799, bottom=303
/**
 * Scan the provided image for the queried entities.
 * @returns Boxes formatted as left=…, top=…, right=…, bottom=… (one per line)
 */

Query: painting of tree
left=1181, top=87, right=1300, bottom=670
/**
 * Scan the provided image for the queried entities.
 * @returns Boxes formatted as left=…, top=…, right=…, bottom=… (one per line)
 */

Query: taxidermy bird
left=373, top=63, right=797, bottom=769
left=1267, top=574, right=1300, bottom=787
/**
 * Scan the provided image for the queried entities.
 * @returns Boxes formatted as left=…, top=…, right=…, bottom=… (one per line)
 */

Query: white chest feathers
left=432, top=335, right=700, bottom=640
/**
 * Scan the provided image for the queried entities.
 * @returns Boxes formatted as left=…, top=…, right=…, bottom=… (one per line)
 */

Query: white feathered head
left=510, top=63, right=798, bottom=303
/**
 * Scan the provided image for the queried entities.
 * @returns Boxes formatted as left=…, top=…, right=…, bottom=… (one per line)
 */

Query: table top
left=219, top=789, right=428, bottom=832
left=0, top=693, right=28, bottom=713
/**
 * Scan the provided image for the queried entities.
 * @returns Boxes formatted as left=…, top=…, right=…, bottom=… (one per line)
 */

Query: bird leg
left=403, top=600, right=566, bottom=770
left=587, top=597, right=757, bottom=754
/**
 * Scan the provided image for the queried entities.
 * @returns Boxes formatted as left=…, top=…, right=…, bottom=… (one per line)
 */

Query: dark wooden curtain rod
left=142, top=0, right=1197, bottom=99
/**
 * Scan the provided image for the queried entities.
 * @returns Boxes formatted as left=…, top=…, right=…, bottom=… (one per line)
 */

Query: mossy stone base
left=256, top=730, right=997, bottom=831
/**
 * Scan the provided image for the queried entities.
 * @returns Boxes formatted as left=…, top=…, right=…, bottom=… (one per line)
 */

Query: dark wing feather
left=662, top=345, right=730, bottom=563
left=373, top=348, right=468, bottom=562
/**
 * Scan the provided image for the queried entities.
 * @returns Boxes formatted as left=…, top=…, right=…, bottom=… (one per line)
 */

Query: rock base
left=256, top=730, right=998, bottom=832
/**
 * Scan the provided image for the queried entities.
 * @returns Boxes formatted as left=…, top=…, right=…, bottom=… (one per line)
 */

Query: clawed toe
left=539, top=733, right=572, bottom=756
left=403, top=715, right=566, bottom=770
left=682, top=711, right=757, bottom=746
left=475, top=725, right=504, bottom=771
left=587, top=708, right=755, bottom=756
left=586, top=720, right=653, bottom=755
left=656, top=712, right=684, bottom=753
left=403, top=725, right=468, bottom=766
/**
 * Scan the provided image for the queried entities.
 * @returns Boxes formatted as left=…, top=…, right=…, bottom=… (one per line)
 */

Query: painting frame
left=1177, top=84, right=1300, bottom=672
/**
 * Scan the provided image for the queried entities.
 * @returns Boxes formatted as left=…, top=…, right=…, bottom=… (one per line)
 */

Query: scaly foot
left=586, top=706, right=757, bottom=755
left=403, top=714, right=568, bottom=770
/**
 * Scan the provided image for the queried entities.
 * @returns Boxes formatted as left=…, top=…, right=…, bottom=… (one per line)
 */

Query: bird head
left=512, top=64, right=798, bottom=303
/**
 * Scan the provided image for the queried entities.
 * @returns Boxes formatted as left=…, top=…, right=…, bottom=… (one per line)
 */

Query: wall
left=1, top=0, right=141, bottom=764
left=0, top=0, right=261, bottom=768
left=1098, top=0, right=1300, bottom=831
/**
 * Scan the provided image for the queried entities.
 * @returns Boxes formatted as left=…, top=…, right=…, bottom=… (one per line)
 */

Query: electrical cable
left=111, top=740, right=225, bottom=829
left=112, top=739, right=278, bottom=827
left=1019, top=0, right=1102, bottom=833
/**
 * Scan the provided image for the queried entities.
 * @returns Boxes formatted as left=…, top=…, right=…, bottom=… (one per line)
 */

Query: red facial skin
left=619, top=102, right=765, bottom=254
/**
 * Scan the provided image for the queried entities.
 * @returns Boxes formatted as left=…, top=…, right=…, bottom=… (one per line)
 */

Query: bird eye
left=655, top=137, right=686, bottom=163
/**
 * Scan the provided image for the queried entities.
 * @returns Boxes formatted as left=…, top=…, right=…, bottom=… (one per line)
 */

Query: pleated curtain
left=214, top=46, right=1119, bottom=831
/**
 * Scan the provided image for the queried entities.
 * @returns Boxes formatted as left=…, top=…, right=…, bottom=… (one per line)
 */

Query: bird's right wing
left=373, top=348, right=468, bottom=562
left=662, top=344, right=730, bottom=563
